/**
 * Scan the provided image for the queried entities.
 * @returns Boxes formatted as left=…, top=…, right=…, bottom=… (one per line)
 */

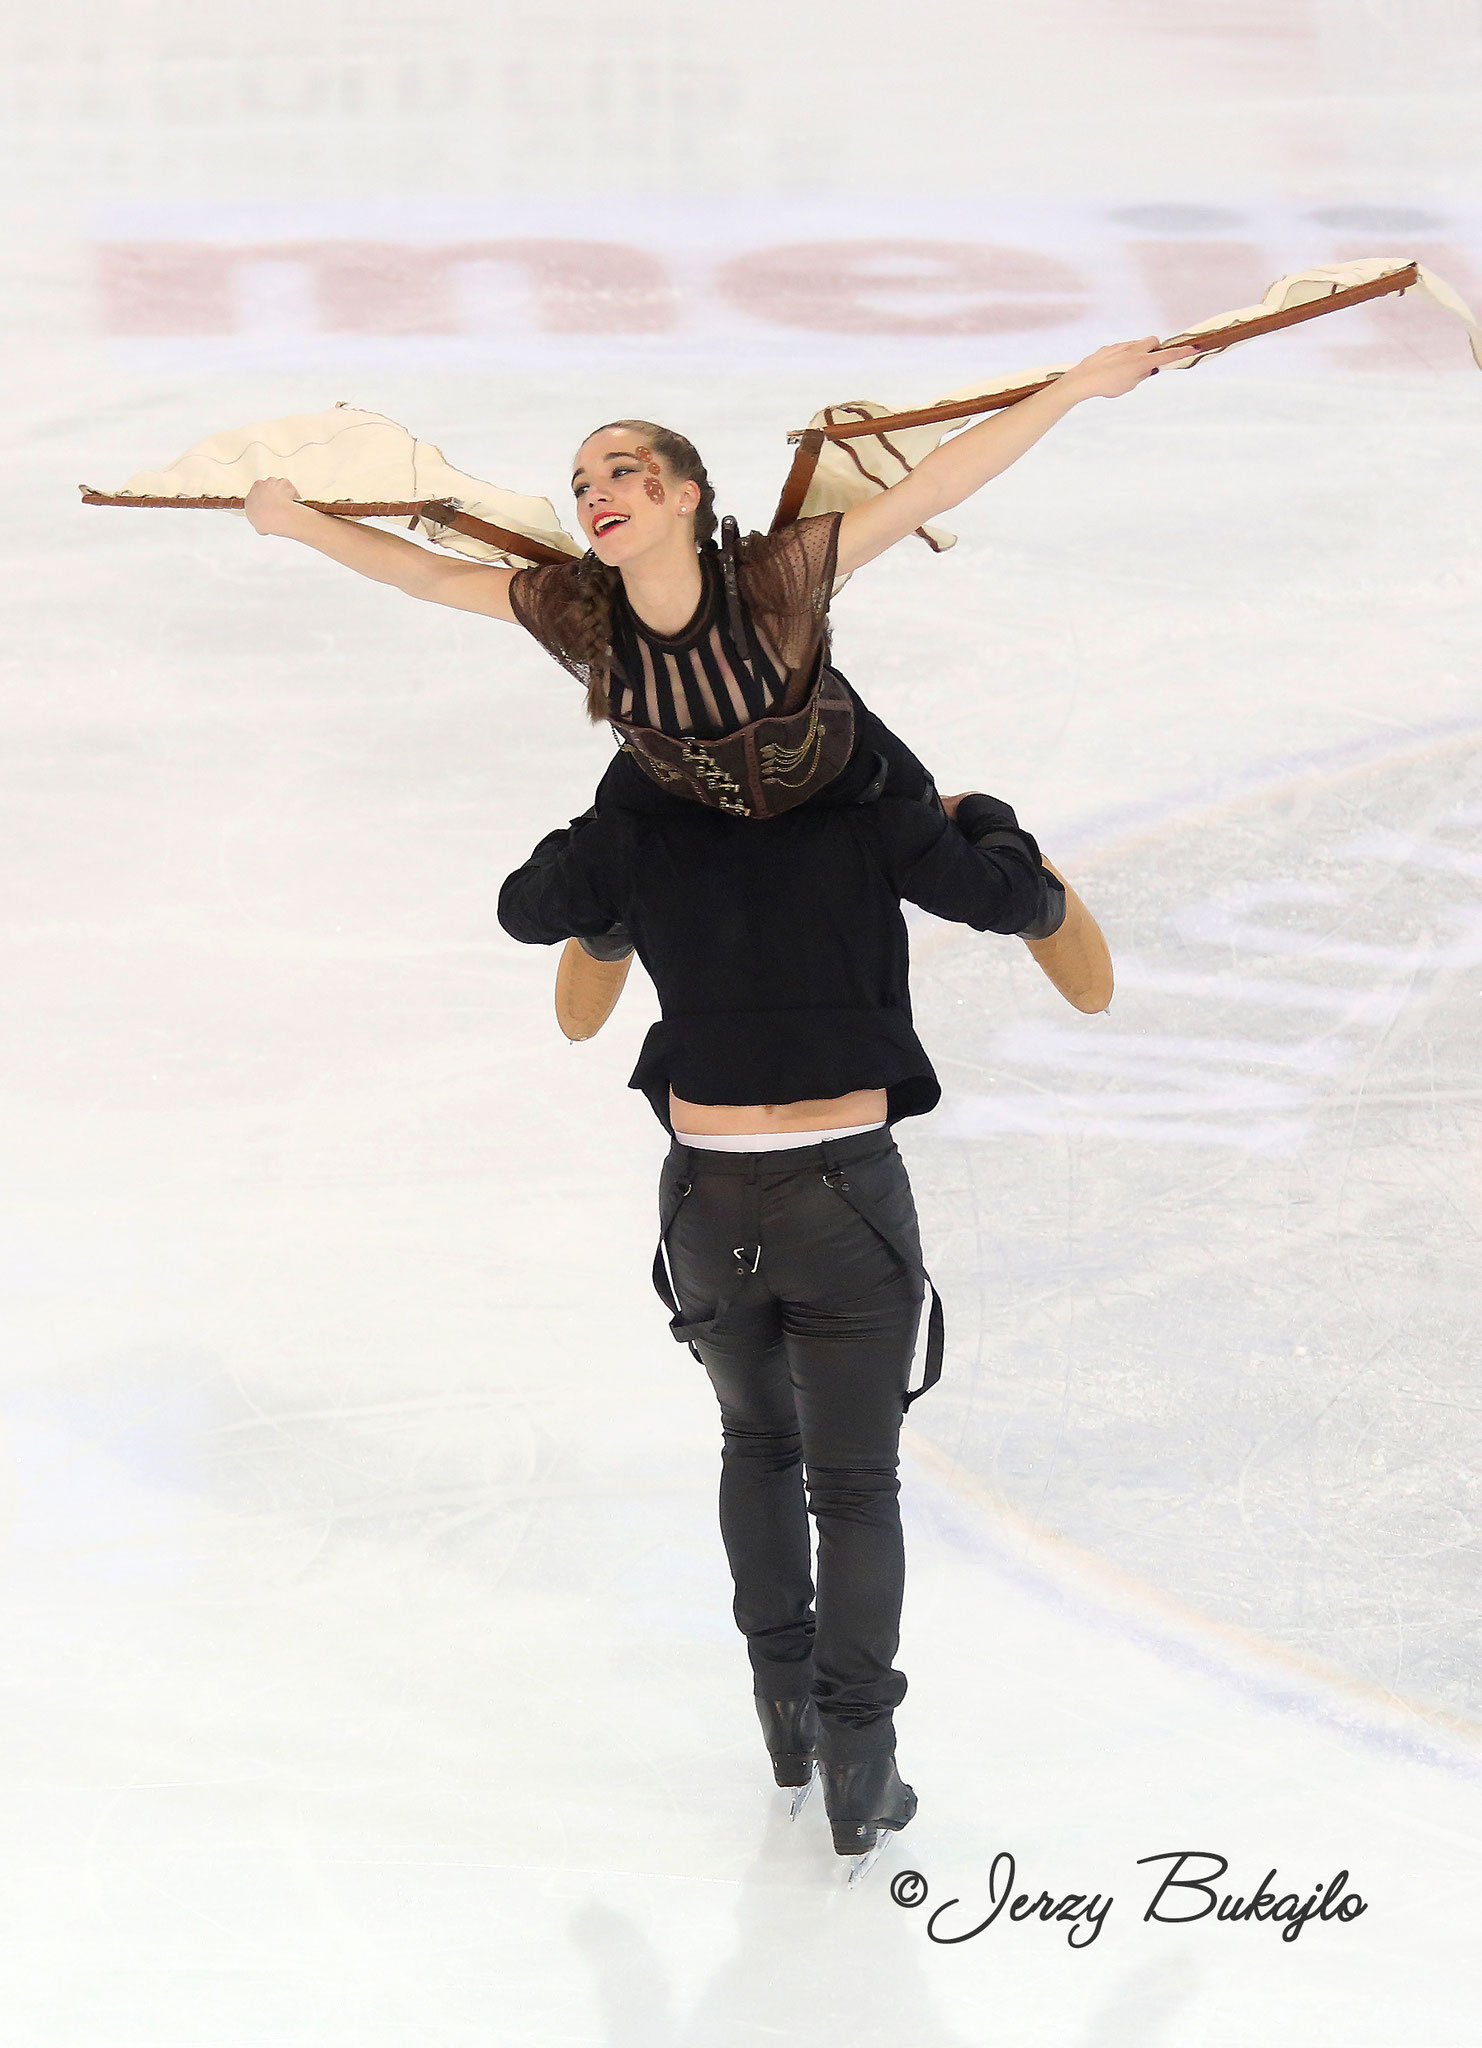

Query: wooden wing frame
left=767, top=261, right=1422, bottom=531
left=77, top=490, right=576, bottom=567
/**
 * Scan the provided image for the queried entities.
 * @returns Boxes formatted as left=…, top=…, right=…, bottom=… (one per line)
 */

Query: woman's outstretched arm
left=244, top=477, right=521, bottom=621
left=833, top=336, right=1198, bottom=577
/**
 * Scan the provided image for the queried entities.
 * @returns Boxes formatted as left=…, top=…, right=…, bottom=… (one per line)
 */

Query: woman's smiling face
left=571, top=427, right=698, bottom=564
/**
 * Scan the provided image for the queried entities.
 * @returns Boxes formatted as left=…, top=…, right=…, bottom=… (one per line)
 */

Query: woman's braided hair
left=569, top=421, right=717, bottom=723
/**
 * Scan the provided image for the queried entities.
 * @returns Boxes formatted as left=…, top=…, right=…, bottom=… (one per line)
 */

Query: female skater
left=242, top=334, right=1192, bottom=829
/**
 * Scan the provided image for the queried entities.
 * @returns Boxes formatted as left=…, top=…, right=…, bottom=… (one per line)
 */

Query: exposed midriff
left=669, top=1086, right=889, bottom=1137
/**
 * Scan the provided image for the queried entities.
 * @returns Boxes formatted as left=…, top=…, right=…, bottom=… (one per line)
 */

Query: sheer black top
left=606, top=546, right=791, bottom=737
left=509, top=513, right=841, bottom=735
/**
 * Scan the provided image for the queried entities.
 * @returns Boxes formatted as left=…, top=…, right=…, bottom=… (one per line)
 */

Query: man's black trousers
left=658, top=1128, right=926, bottom=1763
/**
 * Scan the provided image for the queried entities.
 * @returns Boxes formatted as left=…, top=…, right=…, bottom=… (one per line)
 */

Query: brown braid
left=569, top=421, right=717, bottom=723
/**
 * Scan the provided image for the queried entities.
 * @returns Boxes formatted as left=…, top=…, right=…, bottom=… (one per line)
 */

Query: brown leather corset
left=613, top=665, right=856, bottom=820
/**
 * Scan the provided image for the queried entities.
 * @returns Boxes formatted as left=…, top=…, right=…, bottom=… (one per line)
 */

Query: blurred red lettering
left=98, top=240, right=678, bottom=335
left=716, top=240, right=1087, bottom=334
left=100, top=245, right=240, bottom=335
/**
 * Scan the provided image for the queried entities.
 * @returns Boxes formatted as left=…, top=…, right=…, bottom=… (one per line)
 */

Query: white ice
left=3, top=3, right=1482, bottom=2041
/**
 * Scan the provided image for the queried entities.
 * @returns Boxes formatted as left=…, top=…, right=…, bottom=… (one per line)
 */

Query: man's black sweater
left=497, top=747, right=1064, bottom=1130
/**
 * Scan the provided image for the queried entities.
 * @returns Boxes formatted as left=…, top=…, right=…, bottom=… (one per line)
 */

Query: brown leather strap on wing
left=768, top=429, right=826, bottom=531
left=415, top=502, right=577, bottom=565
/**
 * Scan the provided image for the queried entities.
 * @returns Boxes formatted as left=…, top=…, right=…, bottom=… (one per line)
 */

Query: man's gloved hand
left=1018, top=871, right=1067, bottom=941
left=941, top=791, right=1067, bottom=939
left=943, top=791, right=1021, bottom=839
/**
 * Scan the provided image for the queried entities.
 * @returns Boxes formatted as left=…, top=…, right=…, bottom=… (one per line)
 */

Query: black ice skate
left=819, top=1757, right=917, bottom=1883
left=754, top=1696, right=819, bottom=1817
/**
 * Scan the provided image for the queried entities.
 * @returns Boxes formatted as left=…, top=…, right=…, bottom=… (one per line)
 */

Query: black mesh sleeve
left=736, top=513, right=842, bottom=691
left=508, top=560, right=594, bottom=689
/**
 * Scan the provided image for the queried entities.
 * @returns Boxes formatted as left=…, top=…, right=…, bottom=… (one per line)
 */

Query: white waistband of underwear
left=673, top=1121, right=886, bottom=1153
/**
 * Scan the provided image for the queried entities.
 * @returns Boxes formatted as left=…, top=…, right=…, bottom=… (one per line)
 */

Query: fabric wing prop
left=82, top=260, right=1480, bottom=565
left=81, top=403, right=583, bottom=567
left=79, top=257, right=1477, bottom=1040
left=779, top=257, right=1482, bottom=546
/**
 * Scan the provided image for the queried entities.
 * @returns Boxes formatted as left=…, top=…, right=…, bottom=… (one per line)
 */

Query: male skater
left=497, top=741, right=1064, bottom=1863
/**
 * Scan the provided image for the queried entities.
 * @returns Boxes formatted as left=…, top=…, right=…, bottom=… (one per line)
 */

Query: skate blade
left=788, top=1765, right=816, bottom=1820
left=845, top=1834, right=889, bottom=1887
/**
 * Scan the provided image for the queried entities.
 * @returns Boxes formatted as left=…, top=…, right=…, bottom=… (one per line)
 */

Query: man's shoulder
left=853, top=794, right=950, bottom=854
left=593, top=746, right=681, bottom=820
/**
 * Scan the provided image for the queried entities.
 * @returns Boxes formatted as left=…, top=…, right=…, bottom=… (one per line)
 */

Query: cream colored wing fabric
left=794, top=401, right=961, bottom=553
left=1159, top=256, right=1482, bottom=367
left=795, top=257, right=1482, bottom=537
left=107, top=404, right=583, bottom=566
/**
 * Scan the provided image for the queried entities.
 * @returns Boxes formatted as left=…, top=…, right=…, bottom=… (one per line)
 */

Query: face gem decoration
left=635, top=445, right=667, bottom=504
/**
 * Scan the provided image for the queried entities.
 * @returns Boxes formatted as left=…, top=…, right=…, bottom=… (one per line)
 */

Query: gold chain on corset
left=757, top=691, right=824, bottom=787
left=624, top=742, right=689, bottom=788
left=680, top=738, right=752, bottom=817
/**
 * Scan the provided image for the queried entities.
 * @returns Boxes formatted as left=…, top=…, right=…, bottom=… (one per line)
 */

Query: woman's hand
left=236, top=475, right=520, bottom=619
left=244, top=476, right=308, bottom=536
left=1059, top=336, right=1200, bottom=400
left=835, top=335, right=1201, bottom=576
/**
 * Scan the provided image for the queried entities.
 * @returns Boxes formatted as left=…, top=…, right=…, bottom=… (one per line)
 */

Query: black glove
left=1018, top=873, right=1066, bottom=940
left=952, top=792, right=1067, bottom=939
left=578, top=923, right=634, bottom=962
left=951, top=792, right=1022, bottom=840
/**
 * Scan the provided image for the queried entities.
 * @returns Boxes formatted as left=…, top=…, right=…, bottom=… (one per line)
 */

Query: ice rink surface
left=3, top=3, right=1482, bottom=2041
